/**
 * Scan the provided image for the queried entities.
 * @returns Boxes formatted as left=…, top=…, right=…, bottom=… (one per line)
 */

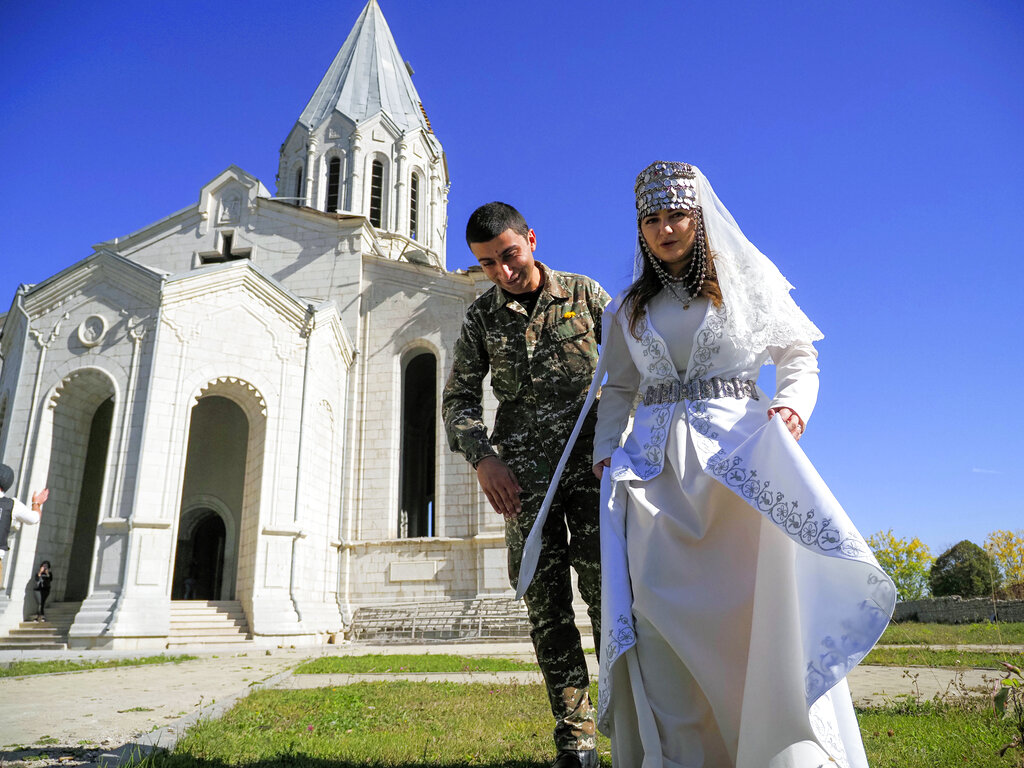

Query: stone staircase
left=167, top=600, right=251, bottom=648
left=0, top=602, right=80, bottom=650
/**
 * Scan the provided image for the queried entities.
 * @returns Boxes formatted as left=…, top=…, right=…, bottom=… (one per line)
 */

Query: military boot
left=551, top=748, right=598, bottom=768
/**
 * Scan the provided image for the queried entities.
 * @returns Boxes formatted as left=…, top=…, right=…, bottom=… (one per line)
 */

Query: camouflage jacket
left=442, top=263, right=610, bottom=492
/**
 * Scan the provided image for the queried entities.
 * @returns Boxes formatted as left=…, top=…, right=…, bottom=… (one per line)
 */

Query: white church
left=0, top=0, right=528, bottom=649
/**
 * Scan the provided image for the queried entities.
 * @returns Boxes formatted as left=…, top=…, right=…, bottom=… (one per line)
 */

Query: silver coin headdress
left=634, top=161, right=698, bottom=220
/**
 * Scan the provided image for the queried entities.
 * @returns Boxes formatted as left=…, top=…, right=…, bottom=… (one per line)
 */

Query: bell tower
left=276, top=0, right=449, bottom=265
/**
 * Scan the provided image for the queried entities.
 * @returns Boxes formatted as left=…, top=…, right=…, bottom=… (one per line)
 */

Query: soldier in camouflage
left=442, top=202, right=609, bottom=768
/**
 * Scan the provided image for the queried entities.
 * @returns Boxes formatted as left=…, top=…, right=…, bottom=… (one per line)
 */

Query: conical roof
left=298, top=0, right=429, bottom=133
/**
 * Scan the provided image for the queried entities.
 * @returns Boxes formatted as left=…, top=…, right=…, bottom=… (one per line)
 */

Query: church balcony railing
left=376, top=231, right=442, bottom=270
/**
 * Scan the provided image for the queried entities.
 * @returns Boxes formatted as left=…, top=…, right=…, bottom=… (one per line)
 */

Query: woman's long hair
left=624, top=211, right=724, bottom=339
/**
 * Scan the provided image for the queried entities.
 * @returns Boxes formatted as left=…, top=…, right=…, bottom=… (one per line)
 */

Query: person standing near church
left=443, top=202, right=609, bottom=768
left=0, top=463, right=48, bottom=583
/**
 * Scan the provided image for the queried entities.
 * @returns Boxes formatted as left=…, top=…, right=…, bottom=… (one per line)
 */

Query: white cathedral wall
left=340, top=257, right=510, bottom=607
left=0, top=278, right=160, bottom=639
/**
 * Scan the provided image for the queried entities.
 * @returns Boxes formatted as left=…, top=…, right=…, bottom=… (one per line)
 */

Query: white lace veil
left=633, top=165, right=823, bottom=352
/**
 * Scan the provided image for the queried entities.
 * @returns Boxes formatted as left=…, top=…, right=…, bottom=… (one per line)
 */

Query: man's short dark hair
left=0, top=464, right=14, bottom=493
left=465, top=202, right=529, bottom=245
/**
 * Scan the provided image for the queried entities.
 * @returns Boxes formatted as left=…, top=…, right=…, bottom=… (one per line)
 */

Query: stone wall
left=893, top=596, right=1024, bottom=624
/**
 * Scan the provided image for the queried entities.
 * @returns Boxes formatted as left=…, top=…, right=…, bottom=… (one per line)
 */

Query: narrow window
left=293, top=167, right=304, bottom=205
left=399, top=352, right=436, bottom=537
left=409, top=173, right=420, bottom=241
left=326, top=157, right=341, bottom=213
left=369, top=160, right=384, bottom=228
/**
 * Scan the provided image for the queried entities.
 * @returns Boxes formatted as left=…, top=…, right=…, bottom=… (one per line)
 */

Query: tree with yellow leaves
left=985, top=529, right=1024, bottom=588
left=866, top=529, right=933, bottom=601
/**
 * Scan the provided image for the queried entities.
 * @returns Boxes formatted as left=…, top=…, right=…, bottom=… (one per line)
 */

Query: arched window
left=293, top=166, right=304, bottom=206
left=399, top=352, right=436, bottom=537
left=326, top=157, right=342, bottom=213
left=369, top=159, right=384, bottom=228
left=409, top=172, right=420, bottom=241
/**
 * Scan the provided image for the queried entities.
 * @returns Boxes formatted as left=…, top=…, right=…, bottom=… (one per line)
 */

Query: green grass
left=881, top=621, right=1024, bottom=646
left=128, top=683, right=1024, bottom=768
left=0, top=654, right=197, bottom=678
left=864, top=647, right=1024, bottom=669
left=294, top=654, right=539, bottom=674
left=859, top=698, right=1023, bottom=767
left=162, top=682, right=612, bottom=766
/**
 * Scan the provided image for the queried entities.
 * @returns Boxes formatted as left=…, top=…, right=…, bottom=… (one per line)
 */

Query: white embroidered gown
left=592, top=292, right=894, bottom=768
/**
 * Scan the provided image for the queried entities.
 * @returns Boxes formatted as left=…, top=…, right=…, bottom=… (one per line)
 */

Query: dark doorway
left=399, top=352, right=436, bottom=537
left=65, top=397, right=113, bottom=601
left=172, top=511, right=226, bottom=600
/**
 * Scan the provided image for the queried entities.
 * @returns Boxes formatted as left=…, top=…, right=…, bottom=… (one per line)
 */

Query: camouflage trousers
left=506, top=445, right=601, bottom=752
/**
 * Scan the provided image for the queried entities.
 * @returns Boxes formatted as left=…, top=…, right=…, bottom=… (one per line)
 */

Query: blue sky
left=1, top=0, right=1021, bottom=555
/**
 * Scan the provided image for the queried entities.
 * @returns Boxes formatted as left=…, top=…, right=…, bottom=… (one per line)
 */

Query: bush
left=929, top=540, right=1000, bottom=598
left=985, top=529, right=1024, bottom=589
left=867, top=529, right=933, bottom=601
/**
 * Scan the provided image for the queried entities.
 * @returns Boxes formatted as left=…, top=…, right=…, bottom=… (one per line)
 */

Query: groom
left=443, top=202, right=608, bottom=768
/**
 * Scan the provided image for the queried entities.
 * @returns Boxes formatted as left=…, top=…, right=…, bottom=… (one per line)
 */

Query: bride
left=518, top=161, right=894, bottom=767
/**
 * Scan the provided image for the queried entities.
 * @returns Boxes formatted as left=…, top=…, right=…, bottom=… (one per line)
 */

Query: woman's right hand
left=593, top=457, right=611, bottom=480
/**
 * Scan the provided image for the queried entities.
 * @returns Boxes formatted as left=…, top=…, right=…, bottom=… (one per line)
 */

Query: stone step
left=166, top=637, right=249, bottom=647
left=0, top=642, right=68, bottom=651
left=167, top=626, right=249, bottom=636
left=168, top=618, right=248, bottom=630
left=165, top=600, right=251, bottom=647
left=8, top=628, right=65, bottom=638
left=0, top=635, right=68, bottom=646
left=169, top=612, right=247, bottom=622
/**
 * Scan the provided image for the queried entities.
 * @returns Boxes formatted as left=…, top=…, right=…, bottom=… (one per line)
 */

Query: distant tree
left=985, top=530, right=1024, bottom=588
left=866, top=529, right=933, bottom=601
left=929, top=540, right=1000, bottom=598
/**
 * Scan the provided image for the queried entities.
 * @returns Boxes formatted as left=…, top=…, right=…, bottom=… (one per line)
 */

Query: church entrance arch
left=172, top=382, right=266, bottom=603
left=39, top=369, right=116, bottom=603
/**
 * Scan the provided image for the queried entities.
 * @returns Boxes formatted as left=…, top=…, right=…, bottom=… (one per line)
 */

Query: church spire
left=299, top=0, right=431, bottom=134
left=276, top=0, right=448, bottom=267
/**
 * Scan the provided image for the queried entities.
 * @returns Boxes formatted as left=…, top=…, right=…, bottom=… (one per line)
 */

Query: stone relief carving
left=77, top=314, right=108, bottom=347
left=219, top=192, right=242, bottom=223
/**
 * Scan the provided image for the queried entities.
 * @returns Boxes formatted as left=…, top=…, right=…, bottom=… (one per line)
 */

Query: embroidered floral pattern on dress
left=599, top=612, right=637, bottom=717
left=628, top=315, right=679, bottom=479
left=809, top=695, right=850, bottom=768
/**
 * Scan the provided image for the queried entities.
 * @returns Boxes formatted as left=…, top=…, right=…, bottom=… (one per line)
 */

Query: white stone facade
left=0, top=0, right=512, bottom=649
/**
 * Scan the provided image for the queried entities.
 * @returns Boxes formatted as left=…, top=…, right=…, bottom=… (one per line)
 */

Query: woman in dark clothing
left=33, top=560, right=51, bottom=621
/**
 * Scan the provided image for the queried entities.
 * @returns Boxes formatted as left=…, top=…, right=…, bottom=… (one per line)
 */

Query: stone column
left=394, top=139, right=409, bottom=235
left=304, top=136, right=318, bottom=209
left=429, top=169, right=441, bottom=255
left=347, top=129, right=363, bottom=214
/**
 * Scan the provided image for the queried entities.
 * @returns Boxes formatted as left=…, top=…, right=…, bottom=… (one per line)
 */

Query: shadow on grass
left=0, top=747, right=570, bottom=768
left=134, top=752, right=570, bottom=768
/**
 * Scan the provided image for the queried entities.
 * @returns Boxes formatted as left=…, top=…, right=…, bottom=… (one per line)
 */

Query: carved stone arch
left=46, top=363, right=124, bottom=412
left=316, top=398, right=335, bottom=420
left=35, top=366, right=118, bottom=602
left=176, top=379, right=267, bottom=604
left=47, top=366, right=120, bottom=413
left=196, top=376, right=268, bottom=419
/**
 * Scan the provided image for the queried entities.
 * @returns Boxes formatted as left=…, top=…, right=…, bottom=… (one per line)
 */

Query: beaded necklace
left=643, top=210, right=707, bottom=309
